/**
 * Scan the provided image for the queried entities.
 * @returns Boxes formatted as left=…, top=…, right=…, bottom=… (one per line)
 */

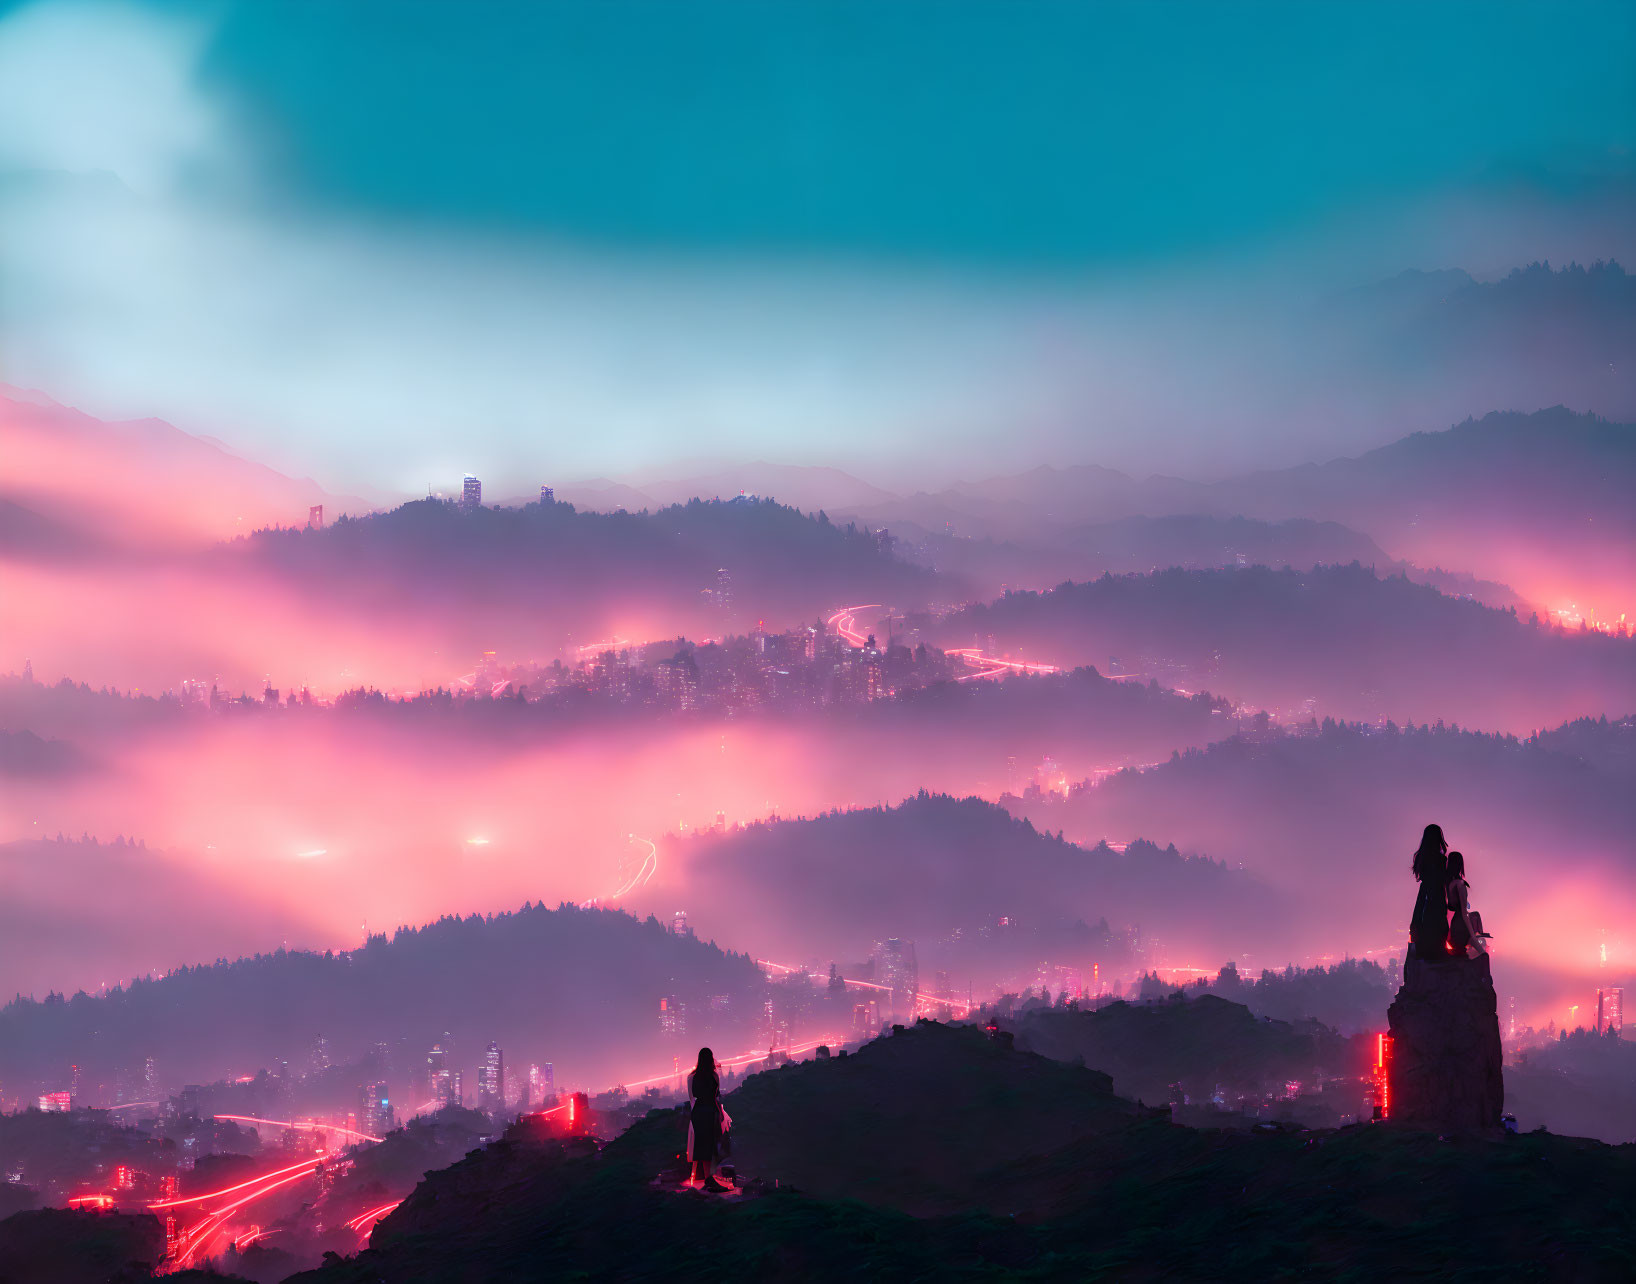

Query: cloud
left=0, top=0, right=1631, bottom=497
left=0, top=0, right=226, bottom=196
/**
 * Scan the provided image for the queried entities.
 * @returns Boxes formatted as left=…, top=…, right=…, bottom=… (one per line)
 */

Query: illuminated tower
left=428, top=1040, right=453, bottom=1105
left=539, top=485, right=555, bottom=503
left=672, top=910, right=689, bottom=936
left=360, top=1082, right=392, bottom=1136
left=462, top=475, right=482, bottom=511
left=479, top=1042, right=505, bottom=1113
left=308, top=504, right=324, bottom=529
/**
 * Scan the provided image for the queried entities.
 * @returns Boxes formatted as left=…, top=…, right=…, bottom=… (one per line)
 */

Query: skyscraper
left=659, top=996, right=687, bottom=1038
left=360, top=1082, right=392, bottom=1137
left=462, top=474, right=482, bottom=511
left=539, top=485, right=555, bottom=503
left=872, top=938, right=919, bottom=1022
left=529, top=1063, right=554, bottom=1105
left=1597, top=988, right=1624, bottom=1035
left=479, top=1041, right=505, bottom=1112
left=428, top=1039, right=454, bottom=1106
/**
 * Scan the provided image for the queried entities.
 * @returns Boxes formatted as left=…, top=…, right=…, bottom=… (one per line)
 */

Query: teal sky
left=1, top=0, right=1633, bottom=489
left=198, top=0, right=1636, bottom=265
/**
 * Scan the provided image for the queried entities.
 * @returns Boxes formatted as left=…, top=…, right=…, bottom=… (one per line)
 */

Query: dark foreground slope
left=289, top=1021, right=1636, bottom=1283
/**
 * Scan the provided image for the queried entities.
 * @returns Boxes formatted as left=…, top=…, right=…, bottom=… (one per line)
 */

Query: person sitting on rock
left=1445, top=851, right=1487, bottom=958
left=1409, top=823, right=1451, bottom=960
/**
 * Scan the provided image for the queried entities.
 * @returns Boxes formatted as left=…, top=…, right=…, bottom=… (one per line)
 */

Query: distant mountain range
left=9, top=360, right=1631, bottom=625
left=837, top=406, right=1635, bottom=618
left=933, top=562, right=1636, bottom=731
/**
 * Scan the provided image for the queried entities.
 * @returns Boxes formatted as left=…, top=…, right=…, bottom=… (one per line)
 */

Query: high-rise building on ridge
left=462, top=474, right=482, bottom=511
left=539, top=485, right=554, bottom=503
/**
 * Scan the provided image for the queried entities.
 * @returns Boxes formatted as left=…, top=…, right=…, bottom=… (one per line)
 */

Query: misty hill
left=289, top=1020, right=1636, bottom=1282
left=0, top=728, right=84, bottom=777
left=1007, top=992, right=1363, bottom=1110
left=0, top=387, right=373, bottom=550
left=1002, top=716, right=1636, bottom=978
left=1155, top=957, right=1393, bottom=1036
left=849, top=397, right=1635, bottom=618
left=1322, top=260, right=1634, bottom=427
left=238, top=495, right=942, bottom=645
left=0, top=903, right=765, bottom=1099
left=1213, top=405, right=1635, bottom=616
left=890, top=512, right=1410, bottom=597
left=629, top=793, right=1274, bottom=976
left=934, top=563, right=1636, bottom=730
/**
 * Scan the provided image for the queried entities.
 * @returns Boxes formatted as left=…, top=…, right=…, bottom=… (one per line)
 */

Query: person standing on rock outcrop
left=1409, top=824, right=1451, bottom=960
left=686, top=1047, right=731, bottom=1193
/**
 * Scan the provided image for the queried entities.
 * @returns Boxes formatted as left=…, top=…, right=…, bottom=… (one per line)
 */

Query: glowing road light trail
left=758, top=958, right=975, bottom=1018
left=213, top=1113, right=383, bottom=1143
left=609, top=836, right=658, bottom=899
left=826, top=604, right=881, bottom=649
left=150, top=1157, right=323, bottom=1209
left=944, top=647, right=1060, bottom=681
left=346, top=1198, right=404, bottom=1233
left=102, top=1100, right=161, bottom=1111
left=829, top=605, right=1060, bottom=687
left=167, top=1164, right=321, bottom=1269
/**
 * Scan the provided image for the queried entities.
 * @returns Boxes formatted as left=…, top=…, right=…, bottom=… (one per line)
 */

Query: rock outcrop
left=1386, top=951, right=1505, bottom=1132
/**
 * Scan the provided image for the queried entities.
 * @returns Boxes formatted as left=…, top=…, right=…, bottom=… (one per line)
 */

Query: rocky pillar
left=1386, top=951, right=1505, bottom=1132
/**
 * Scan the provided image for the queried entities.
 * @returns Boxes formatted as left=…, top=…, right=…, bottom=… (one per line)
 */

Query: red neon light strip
left=346, top=1198, right=403, bottom=1232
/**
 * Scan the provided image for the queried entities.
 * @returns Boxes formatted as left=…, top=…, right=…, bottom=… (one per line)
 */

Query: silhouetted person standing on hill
left=1410, top=824, right=1451, bottom=960
left=687, top=1047, right=730, bottom=1192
